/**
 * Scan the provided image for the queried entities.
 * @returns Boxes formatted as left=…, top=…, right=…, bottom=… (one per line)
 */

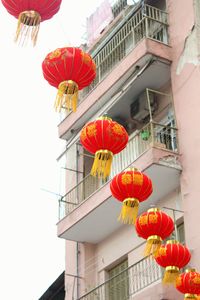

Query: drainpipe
left=76, top=242, right=79, bottom=299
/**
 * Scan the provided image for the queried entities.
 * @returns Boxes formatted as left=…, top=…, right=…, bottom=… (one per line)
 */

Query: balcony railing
left=59, top=121, right=178, bottom=219
left=78, top=256, right=162, bottom=300
left=60, top=4, right=168, bottom=121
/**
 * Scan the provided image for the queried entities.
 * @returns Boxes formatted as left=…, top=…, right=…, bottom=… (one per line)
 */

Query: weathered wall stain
left=176, top=0, right=200, bottom=74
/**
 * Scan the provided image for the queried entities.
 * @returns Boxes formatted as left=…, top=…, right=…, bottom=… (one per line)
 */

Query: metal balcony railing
left=78, top=256, right=162, bottom=300
left=60, top=4, right=168, bottom=121
left=59, top=121, right=178, bottom=219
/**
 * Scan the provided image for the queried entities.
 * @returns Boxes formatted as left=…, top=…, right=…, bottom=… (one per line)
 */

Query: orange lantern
left=110, top=168, right=153, bottom=224
left=155, top=240, right=191, bottom=284
left=135, top=208, right=174, bottom=256
left=1, top=0, right=62, bottom=46
left=176, top=269, right=200, bottom=300
left=42, top=47, right=96, bottom=112
left=80, top=116, right=128, bottom=179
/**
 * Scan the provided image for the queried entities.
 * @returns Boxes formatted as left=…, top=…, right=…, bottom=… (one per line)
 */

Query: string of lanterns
left=109, top=167, right=197, bottom=293
left=79, top=115, right=199, bottom=296
left=1, top=0, right=199, bottom=298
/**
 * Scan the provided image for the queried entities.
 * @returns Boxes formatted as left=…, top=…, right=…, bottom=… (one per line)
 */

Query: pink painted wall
left=168, top=0, right=200, bottom=270
left=65, top=190, right=182, bottom=298
left=65, top=241, right=78, bottom=300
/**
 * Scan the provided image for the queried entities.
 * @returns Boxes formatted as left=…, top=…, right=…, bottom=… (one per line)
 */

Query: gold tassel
left=15, top=10, right=41, bottom=46
left=55, top=80, right=79, bottom=112
left=91, top=150, right=113, bottom=179
left=118, top=198, right=139, bottom=225
left=144, top=235, right=162, bottom=257
left=163, top=266, right=180, bottom=284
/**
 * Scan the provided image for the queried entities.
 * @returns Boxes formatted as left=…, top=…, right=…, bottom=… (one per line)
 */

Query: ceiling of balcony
left=106, top=58, right=171, bottom=129
left=61, top=54, right=171, bottom=141
left=59, top=163, right=181, bottom=244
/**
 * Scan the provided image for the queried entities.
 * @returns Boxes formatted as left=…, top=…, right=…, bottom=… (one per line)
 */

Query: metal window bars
left=60, top=4, right=168, bottom=120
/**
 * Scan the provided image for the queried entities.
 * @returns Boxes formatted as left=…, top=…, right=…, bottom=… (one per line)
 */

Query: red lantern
left=42, top=47, right=96, bottom=112
left=80, top=116, right=128, bottom=179
left=1, top=0, right=62, bottom=46
left=135, top=208, right=174, bottom=256
left=155, top=240, right=191, bottom=284
left=110, top=168, right=153, bottom=224
left=176, top=269, right=200, bottom=300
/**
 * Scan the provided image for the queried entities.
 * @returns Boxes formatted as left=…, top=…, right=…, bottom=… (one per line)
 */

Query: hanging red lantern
left=80, top=116, right=128, bottom=179
left=1, top=0, right=62, bottom=46
left=176, top=269, right=200, bottom=300
left=110, top=168, right=153, bottom=224
left=135, top=208, right=174, bottom=256
left=42, top=47, right=96, bottom=112
left=155, top=240, right=191, bottom=284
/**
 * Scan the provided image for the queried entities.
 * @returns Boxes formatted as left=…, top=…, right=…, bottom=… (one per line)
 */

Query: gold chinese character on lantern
left=159, top=248, right=167, bottom=256
left=80, top=128, right=87, bottom=141
left=121, top=174, right=132, bottom=185
left=133, top=174, right=143, bottom=185
left=193, top=275, right=200, bottom=284
left=87, top=124, right=97, bottom=137
left=176, top=277, right=182, bottom=287
left=139, top=215, right=148, bottom=225
left=112, top=124, right=124, bottom=135
left=149, top=214, right=158, bottom=224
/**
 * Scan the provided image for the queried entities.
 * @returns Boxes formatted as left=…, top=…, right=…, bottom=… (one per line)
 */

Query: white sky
left=0, top=1, right=104, bottom=299
left=0, top=1, right=138, bottom=299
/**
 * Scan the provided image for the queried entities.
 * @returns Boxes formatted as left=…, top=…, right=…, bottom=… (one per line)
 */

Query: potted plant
left=141, top=129, right=151, bottom=141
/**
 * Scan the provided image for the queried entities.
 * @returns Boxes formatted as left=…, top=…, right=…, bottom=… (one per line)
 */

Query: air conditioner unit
left=130, top=92, right=157, bottom=122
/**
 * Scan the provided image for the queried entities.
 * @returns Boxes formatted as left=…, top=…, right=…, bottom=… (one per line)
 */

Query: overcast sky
left=0, top=1, right=138, bottom=299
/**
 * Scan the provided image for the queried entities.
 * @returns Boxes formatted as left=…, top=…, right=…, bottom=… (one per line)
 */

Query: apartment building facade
left=56, top=0, right=200, bottom=299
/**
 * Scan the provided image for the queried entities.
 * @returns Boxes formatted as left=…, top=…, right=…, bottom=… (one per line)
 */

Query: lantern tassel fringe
left=55, top=80, right=79, bottom=112
left=91, top=150, right=113, bottom=179
left=118, top=199, right=139, bottom=225
left=15, top=11, right=41, bottom=46
left=54, top=91, right=78, bottom=112
left=162, top=269, right=179, bottom=285
left=144, top=238, right=162, bottom=257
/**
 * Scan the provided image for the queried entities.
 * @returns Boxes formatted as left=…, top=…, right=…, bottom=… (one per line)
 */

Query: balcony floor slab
left=57, top=148, right=181, bottom=244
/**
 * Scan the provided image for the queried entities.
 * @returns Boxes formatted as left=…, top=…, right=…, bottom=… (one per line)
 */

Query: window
left=156, top=119, right=177, bottom=151
left=177, top=223, right=185, bottom=244
left=167, top=222, right=185, bottom=244
left=108, top=259, right=129, bottom=300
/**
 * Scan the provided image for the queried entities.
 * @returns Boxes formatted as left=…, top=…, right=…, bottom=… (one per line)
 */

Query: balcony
left=57, top=120, right=181, bottom=243
left=58, top=4, right=171, bottom=139
left=78, top=256, right=162, bottom=300
left=77, top=255, right=183, bottom=300
left=83, top=4, right=168, bottom=98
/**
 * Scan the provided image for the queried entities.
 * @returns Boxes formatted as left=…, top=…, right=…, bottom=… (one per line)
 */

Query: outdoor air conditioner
left=130, top=91, right=157, bottom=122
